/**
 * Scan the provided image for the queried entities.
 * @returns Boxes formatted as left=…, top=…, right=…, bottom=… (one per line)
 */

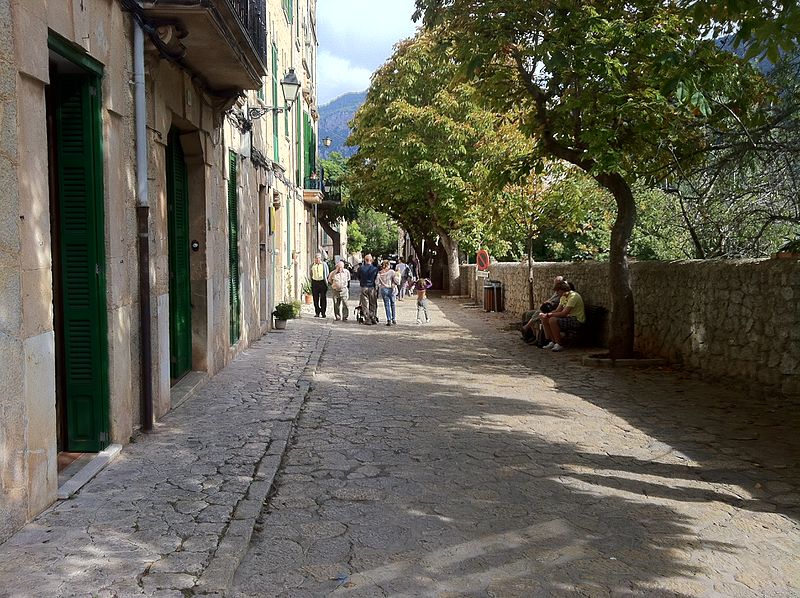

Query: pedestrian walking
left=356, top=254, right=379, bottom=325
left=395, top=257, right=409, bottom=301
left=328, top=260, right=351, bottom=321
left=411, top=254, right=420, bottom=279
left=310, top=254, right=329, bottom=318
left=377, top=260, right=398, bottom=326
left=413, top=274, right=433, bottom=324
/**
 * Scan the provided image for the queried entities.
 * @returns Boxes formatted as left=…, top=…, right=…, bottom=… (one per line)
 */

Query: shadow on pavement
left=233, top=303, right=800, bottom=596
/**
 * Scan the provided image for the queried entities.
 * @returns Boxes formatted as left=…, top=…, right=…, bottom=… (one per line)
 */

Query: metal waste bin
left=483, top=280, right=504, bottom=312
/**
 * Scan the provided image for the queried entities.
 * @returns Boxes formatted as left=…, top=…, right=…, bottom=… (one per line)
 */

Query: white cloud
left=317, top=50, right=373, bottom=104
left=317, top=0, right=419, bottom=102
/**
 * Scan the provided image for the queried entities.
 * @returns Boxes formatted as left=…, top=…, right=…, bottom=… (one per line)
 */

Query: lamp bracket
left=248, top=105, right=290, bottom=119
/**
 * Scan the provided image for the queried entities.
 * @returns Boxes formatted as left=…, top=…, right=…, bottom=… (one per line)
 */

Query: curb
left=56, top=444, right=123, bottom=500
left=196, top=324, right=332, bottom=593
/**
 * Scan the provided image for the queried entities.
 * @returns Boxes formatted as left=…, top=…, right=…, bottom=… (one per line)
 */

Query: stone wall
left=461, top=259, right=800, bottom=396
left=0, top=0, right=27, bottom=544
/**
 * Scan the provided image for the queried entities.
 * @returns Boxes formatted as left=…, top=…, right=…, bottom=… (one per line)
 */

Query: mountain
left=319, top=91, right=366, bottom=159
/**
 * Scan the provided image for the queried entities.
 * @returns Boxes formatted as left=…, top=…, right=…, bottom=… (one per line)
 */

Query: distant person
left=394, top=257, right=409, bottom=301
left=310, top=253, right=329, bottom=318
left=357, top=254, right=379, bottom=325
left=328, top=260, right=351, bottom=321
left=539, top=280, right=585, bottom=352
left=377, top=260, right=398, bottom=326
left=411, top=254, right=420, bottom=279
left=413, top=274, right=433, bottom=324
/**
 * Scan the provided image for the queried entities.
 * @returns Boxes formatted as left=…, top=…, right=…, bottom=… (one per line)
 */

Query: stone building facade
left=0, top=0, right=327, bottom=543
left=461, top=259, right=800, bottom=396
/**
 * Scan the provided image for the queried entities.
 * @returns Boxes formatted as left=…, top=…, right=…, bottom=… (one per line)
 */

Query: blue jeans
left=380, top=287, right=396, bottom=322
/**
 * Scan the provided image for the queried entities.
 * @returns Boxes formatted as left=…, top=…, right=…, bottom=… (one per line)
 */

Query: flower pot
left=274, top=318, right=287, bottom=330
left=304, top=293, right=313, bottom=304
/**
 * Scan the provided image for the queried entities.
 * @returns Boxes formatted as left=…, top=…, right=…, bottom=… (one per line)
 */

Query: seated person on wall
left=521, top=276, right=574, bottom=346
left=539, top=281, right=585, bottom=352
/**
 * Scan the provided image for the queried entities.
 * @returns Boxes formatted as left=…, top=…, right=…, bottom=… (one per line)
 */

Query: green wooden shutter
left=303, top=112, right=315, bottom=182
left=55, top=74, right=109, bottom=452
left=228, top=151, right=241, bottom=343
left=167, top=129, right=192, bottom=379
left=272, top=45, right=280, bottom=162
left=286, top=195, right=292, bottom=267
left=296, top=107, right=303, bottom=185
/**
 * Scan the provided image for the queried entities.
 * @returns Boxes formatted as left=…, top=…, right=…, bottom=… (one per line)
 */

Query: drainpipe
left=134, top=21, right=154, bottom=432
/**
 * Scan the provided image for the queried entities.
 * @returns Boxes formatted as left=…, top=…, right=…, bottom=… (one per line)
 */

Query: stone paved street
left=0, top=321, right=331, bottom=597
left=232, top=296, right=799, bottom=597
left=1, top=294, right=799, bottom=597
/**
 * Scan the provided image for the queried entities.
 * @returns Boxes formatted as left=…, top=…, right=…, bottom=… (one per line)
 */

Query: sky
left=317, top=0, right=419, bottom=105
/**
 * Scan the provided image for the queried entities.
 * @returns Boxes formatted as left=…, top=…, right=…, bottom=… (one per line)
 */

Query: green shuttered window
left=167, top=129, right=192, bottom=379
left=228, top=151, right=241, bottom=344
left=55, top=74, right=109, bottom=452
left=272, top=45, right=280, bottom=163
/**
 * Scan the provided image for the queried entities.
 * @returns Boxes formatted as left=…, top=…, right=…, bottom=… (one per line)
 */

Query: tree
left=684, top=0, right=799, bottom=63
left=319, top=152, right=358, bottom=224
left=664, top=53, right=800, bottom=257
left=414, top=0, right=765, bottom=357
left=348, top=208, right=399, bottom=258
left=346, top=221, right=366, bottom=254
left=348, top=32, right=508, bottom=293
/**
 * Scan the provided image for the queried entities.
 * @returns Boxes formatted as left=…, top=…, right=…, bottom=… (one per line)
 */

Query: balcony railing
left=304, top=176, right=321, bottom=190
left=228, top=0, right=268, bottom=68
left=140, top=0, right=268, bottom=92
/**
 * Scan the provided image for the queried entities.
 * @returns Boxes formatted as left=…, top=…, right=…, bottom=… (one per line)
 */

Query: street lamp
left=322, top=137, right=332, bottom=147
left=248, top=68, right=302, bottom=119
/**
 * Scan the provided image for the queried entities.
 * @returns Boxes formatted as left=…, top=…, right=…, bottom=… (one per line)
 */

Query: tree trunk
left=437, top=228, right=461, bottom=295
left=319, top=219, right=342, bottom=259
left=596, top=173, right=636, bottom=359
left=527, top=235, right=535, bottom=310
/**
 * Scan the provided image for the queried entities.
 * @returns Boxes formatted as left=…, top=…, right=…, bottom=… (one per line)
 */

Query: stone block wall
left=460, top=259, right=800, bottom=396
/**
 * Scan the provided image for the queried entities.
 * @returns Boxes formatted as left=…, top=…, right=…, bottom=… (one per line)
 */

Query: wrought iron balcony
left=140, top=0, right=268, bottom=94
left=304, top=176, right=321, bottom=190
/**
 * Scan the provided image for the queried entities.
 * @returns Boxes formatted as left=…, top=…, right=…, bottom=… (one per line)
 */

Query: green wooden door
left=55, top=74, right=109, bottom=452
left=228, top=151, right=241, bottom=344
left=167, top=129, right=192, bottom=379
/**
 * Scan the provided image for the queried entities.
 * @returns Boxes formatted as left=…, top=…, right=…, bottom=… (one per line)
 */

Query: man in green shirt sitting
left=538, top=281, right=585, bottom=352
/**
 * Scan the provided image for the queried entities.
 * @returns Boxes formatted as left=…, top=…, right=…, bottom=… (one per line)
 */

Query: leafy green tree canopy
left=347, top=32, right=508, bottom=292
left=414, top=0, right=766, bottom=357
left=684, top=0, right=799, bottom=62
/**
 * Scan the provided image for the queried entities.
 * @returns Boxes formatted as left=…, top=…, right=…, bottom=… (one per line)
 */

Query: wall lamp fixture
left=248, top=68, right=302, bottom=119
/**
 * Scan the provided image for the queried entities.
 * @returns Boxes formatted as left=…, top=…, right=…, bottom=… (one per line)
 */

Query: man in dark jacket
left=357, top=254, right=379, bottom=324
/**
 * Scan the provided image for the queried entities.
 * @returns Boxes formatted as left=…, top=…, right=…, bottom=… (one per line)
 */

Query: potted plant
left=301, top=278, right=313, bottom=304
left=272, top=302, right=296, bottom=330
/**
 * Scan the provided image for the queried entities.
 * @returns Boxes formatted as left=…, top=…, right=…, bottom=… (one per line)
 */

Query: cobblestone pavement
left=0, top=319, right=331, bottom=598
left=232, top=295, right=799, bottom=597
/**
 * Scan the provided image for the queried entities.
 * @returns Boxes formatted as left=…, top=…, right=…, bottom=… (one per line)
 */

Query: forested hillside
left=319, top=91, right=366, bottom=158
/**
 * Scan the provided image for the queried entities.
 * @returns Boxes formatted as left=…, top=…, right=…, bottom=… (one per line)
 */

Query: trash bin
left=483, top=280, right=504, bottom=312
